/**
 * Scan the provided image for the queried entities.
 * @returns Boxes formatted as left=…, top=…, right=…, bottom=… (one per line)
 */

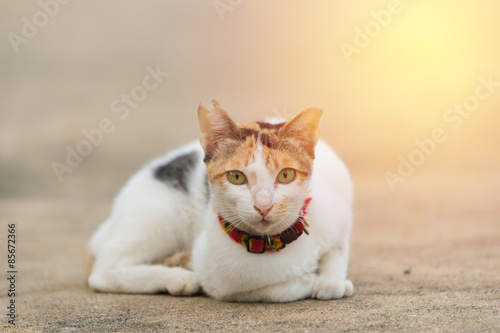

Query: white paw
left=165, top=268, right=200, bottom=296
left=345, top=279, right=354, bottom=297
left=312, top=277, right=354, bottom=300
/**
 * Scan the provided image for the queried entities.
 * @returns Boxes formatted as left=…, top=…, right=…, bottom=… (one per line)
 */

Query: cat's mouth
left=259, top=218, right=271, bottom=226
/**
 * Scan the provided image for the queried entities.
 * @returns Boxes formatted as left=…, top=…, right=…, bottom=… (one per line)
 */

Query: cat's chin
left=245, top=218, right=289, bottom=235
left=251, top=219, right=273, bottom=233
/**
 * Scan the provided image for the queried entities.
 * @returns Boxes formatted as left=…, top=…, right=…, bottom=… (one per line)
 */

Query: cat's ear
left=278, top=108, right=323, bottom=157
left=198, top=99, right=241, bottom=160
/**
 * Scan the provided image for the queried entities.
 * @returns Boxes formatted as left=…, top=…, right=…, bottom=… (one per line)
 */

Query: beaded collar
left=218, top=198, right=312, bottom=254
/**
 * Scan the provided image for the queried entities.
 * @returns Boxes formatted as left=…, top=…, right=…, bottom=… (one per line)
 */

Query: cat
left=88, top=100, right=354, bottom=302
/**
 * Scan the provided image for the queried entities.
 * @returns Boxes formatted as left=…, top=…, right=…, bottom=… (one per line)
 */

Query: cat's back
left=115, top=141, right=207, bottom=210
left=89, top=141, right=208, bottom=256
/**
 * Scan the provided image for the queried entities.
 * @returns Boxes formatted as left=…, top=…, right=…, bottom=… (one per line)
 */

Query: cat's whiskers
left=217, top=206, right=247, bottom=229
left=217, top=201, right=305, bottom=238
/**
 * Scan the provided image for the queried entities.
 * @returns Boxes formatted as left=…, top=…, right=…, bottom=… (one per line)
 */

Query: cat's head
left=198, top=99, right=323, bottom=235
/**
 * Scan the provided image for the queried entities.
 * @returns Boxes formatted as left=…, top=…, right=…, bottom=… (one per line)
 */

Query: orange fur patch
left=86, top=252, right=95, bottom=284
left=160, top=251, right=193, bottom=271
left=205, top=121, right=314, bottom=187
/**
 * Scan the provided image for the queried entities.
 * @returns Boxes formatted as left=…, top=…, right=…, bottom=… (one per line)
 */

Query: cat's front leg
left=311, top=239, right=353, bottom=300
left=225, top=273, right=317, bottom=303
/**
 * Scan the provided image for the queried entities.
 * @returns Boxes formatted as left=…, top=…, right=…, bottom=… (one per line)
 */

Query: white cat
left=88, top=100, right=353, bottom=302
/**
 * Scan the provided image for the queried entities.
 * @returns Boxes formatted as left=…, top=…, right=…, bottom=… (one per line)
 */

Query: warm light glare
left=353, top=1, right=499, bottom=119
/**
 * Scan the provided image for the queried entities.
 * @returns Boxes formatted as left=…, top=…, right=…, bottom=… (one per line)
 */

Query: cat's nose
left=253, top=204, right=274, bottom=218
left=253, top=188, right=273, bottom=217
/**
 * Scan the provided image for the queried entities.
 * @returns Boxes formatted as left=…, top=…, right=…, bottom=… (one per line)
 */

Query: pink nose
left=254, top=204, right=274, bottom=218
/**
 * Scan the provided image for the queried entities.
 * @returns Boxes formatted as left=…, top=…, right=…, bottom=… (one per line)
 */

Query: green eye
left=277, top=168, right=296, bottom=184
left=227, top=171, right=247, bottom=185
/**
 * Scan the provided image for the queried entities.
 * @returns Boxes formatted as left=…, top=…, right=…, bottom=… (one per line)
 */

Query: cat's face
left=198, top=100, right=322, bottom=235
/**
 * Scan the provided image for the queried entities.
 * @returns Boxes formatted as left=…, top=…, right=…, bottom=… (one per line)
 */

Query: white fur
left=88, top=139, right=353, bottom=302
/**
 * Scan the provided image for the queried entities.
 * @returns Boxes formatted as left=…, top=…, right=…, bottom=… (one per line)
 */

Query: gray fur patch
left=155, top=151, right=199, bottom=193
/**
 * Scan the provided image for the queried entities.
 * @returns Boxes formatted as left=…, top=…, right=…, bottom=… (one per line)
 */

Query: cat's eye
left=277, top=168, right=296, bottom=184
left=227, top=171, right=247, bottom=185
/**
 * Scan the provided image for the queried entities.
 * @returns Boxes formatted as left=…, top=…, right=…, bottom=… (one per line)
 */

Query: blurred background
left=1, top=0, right=499, bottom=206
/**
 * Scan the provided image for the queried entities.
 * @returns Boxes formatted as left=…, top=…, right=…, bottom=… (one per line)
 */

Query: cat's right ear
left=198, top=99, right=241, bottom=160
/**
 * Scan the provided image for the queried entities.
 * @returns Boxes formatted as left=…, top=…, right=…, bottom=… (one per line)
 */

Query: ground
left=1, top=171, right=498, bottom=332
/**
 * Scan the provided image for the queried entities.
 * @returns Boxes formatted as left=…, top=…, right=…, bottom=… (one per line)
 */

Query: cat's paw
left=165, top=268, right=200, bottom=296
left=311, top=277, right=354, bottom=300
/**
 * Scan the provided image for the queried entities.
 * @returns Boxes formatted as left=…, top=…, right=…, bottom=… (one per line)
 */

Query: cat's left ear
left=278, top=108, right=323, bottom=158
left=198, top=99, right=241, bottom=160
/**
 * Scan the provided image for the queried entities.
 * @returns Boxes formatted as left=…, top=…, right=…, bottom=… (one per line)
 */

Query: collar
left=218, top=197, right=312, bottom=254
